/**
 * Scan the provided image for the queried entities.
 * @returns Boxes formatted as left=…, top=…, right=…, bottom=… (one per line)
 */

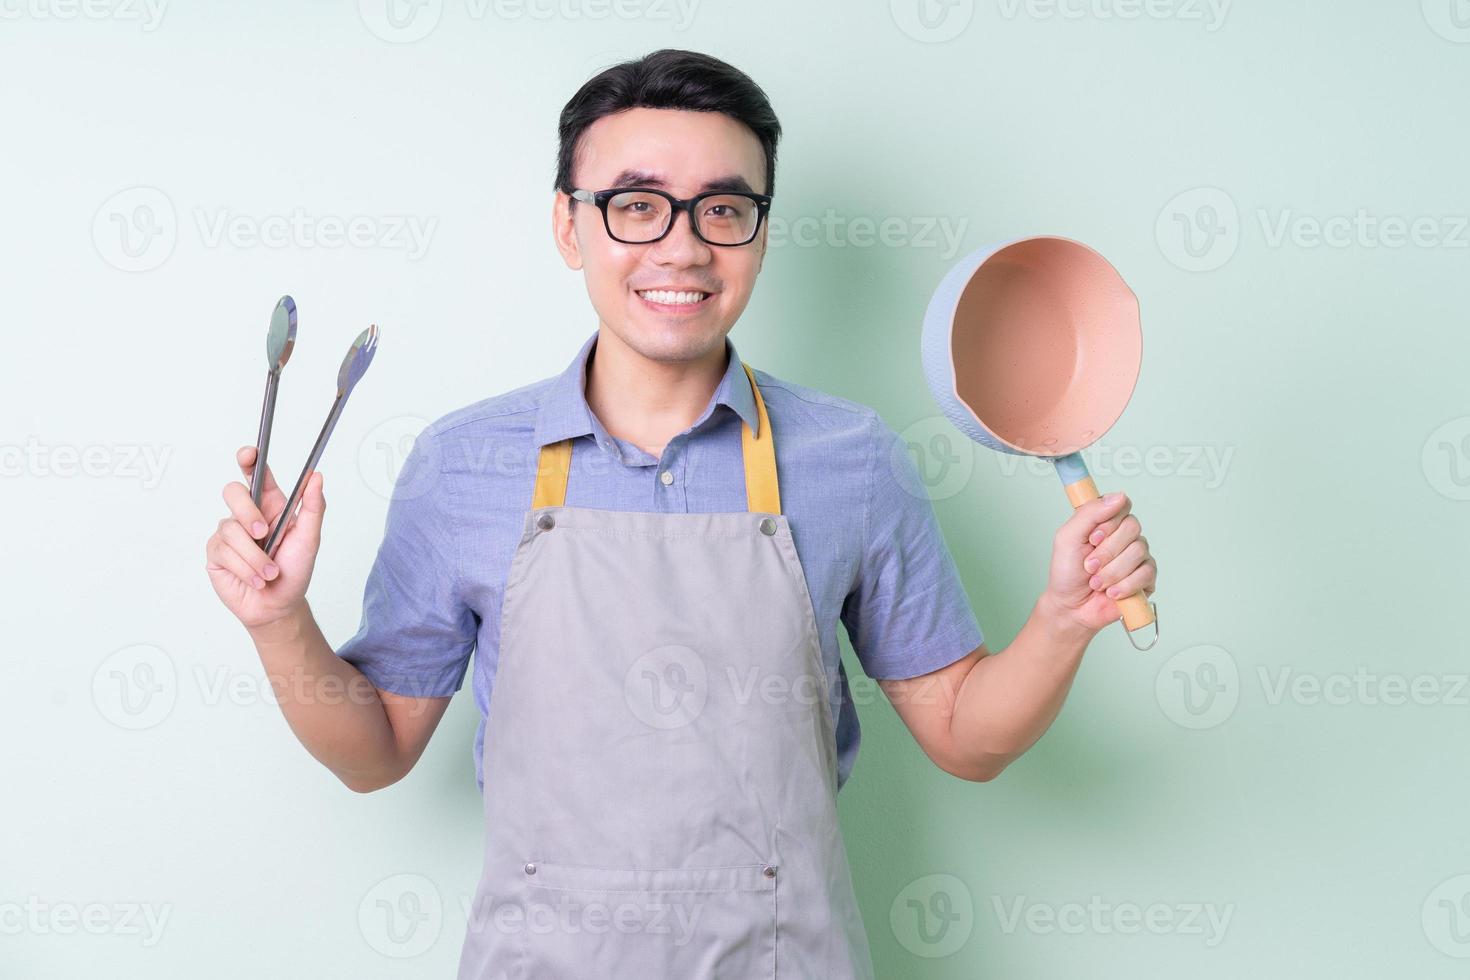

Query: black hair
left=555, top=49, right=782, bottom=200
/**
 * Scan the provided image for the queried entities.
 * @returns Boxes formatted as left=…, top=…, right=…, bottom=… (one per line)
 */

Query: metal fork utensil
left=252, top=307, right=380, bottom=559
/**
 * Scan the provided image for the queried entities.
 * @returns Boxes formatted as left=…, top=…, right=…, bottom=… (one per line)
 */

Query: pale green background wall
left=3, top=1, right=1467, bottom=976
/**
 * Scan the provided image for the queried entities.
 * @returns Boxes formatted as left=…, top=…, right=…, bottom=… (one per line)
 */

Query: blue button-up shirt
left=336, top=329, right=984, bottom=792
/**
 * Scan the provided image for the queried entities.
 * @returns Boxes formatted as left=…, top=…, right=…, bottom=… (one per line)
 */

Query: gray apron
left=456, top=362, right=876, bottom=979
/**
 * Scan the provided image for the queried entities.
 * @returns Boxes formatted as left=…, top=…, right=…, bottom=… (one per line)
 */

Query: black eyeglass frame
left=569, top=186, right=773, bottom=247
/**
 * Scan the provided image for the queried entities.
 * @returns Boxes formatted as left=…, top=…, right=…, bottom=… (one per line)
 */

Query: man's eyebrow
left=608, top=170, right=758, bottom=194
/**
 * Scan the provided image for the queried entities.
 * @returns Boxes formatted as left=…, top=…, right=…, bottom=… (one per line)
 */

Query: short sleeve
left=335, top=426, right=476, bottom=697
left=841, top=414, right=984, bottom=680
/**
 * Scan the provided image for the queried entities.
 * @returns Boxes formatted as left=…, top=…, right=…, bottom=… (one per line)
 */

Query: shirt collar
left=533, top=329, right=760, bottom=450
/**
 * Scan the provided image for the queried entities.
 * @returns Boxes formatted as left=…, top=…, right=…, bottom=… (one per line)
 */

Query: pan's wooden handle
left=1055, top=454, right=1158, bottom=650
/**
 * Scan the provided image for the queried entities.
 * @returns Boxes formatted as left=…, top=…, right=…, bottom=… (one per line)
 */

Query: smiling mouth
left=636, top=288, right=713, bottom=309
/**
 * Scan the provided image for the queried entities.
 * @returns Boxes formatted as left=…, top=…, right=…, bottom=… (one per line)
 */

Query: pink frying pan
left=921, top=235, right=1159, bottom=650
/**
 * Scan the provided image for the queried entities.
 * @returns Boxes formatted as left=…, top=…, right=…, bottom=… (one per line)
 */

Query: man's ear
left=552, top=191, right=583, bottom=270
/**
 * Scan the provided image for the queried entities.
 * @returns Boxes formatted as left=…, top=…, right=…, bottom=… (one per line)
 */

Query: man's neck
left=583, top=326, right=729, bottom=461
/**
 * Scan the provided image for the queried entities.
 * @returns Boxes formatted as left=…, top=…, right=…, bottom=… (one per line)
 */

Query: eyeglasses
left=569, top=186, right=772, bottom=247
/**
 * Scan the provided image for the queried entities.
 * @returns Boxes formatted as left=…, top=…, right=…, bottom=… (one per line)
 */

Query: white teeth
left=639, top=289, right=708, bottom=305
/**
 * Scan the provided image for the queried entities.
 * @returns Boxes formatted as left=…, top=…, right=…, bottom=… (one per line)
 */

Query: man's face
left=553, top=107, right=768, bottom=364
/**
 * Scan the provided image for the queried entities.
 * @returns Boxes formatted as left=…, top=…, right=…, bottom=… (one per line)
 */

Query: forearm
left=246, top=601, right=404, bottom=790
left=947, top=594, right=1095, bottom=779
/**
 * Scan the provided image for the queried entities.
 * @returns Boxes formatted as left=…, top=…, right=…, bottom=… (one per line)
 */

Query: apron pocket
left=516, top=860, right=777, bottom=980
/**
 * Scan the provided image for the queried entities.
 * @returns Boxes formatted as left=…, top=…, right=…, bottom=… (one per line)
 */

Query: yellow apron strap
left=530, top=360, right=780, bottom=514
left=740, top=361, right=780, bottom=515
left=531, top=437, right=573, bottom=509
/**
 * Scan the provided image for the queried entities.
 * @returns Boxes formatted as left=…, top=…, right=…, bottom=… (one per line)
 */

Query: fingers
left=223, top=479, right=271, bottom=540
left=1090, top=539, right=1151, bottom=597
left=1084, top=495, right=1134, bottom=548
left=1058, top=492, right=1130, bottom=550
left=237, top=445, right=286, bottom=512
left=213, top=517, right=281, bottom=588
left=285, top=471, right=327, bottom=552
left=206, top=530, right=267, bottom=589
left=1099, top=555, right=1157, bottom=600
left=1085, top=513, right=1142, bottom=573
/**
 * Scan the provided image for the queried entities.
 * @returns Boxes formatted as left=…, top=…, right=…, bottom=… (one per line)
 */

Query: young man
left=206, top=48, right=1156, bottom=980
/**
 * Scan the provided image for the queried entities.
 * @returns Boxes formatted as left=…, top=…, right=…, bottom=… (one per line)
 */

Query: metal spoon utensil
left=262, top=323, right=380, bottom=559
left=250, top=296, right=298, bottom=515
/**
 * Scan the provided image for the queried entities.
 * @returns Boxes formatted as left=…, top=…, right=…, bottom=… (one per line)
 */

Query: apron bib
left=456, top=362, right=876, bottom=980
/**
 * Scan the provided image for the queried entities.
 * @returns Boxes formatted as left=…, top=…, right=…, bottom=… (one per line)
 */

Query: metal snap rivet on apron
left=524, top=862, right=537, bottom=875
left=762, top=865, right=777, bottom=878
left=536, top=514, right=555, bottom=531
left=659, top=470, right=673, bottom=486
left=758, top=517, right=776, bottom=536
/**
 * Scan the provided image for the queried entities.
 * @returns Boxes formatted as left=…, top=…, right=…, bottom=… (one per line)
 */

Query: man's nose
left=648, top=209, right=711, bottom=265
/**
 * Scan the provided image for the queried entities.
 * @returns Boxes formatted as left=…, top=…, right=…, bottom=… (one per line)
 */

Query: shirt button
left=758, top=517, right=777, bottom=536
left=659, top=470, right=674, bottom=486
left=536, top=514, right=555, bottom=531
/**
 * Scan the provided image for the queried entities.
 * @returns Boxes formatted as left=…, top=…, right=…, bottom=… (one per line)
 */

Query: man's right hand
left=206, top=445, right=326, bottom=629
